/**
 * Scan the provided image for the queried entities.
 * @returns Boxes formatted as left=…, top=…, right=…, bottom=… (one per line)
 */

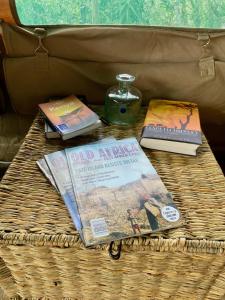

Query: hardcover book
left=44, top=121, right=60, bottom=139
left=39, top=95, right=101, bottom=140
left=140, top=99, right=202, bottom=155
left=66, top=137, right=183, bottom=247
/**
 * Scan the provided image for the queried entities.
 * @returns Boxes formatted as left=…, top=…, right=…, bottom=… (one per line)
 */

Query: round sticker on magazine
left=161, top=206, right=180, bottom=222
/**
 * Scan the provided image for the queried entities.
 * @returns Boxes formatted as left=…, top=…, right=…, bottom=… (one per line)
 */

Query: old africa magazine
left=66, top=137, right=183, bottom=247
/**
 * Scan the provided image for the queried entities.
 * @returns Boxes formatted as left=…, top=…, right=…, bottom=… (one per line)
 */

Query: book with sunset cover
left=140, top=99, right=202, bottom=155
left=39, top=95, right=101, bottom=140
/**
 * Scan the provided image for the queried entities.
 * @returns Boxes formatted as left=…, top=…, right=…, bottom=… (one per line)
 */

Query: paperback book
left=39, top=95, right=101, bottom=140
left=140, top=99, right=202, bottom=155
left=44, top=119, right=102, bottom=139
left=65, top=137, right=183, bottom=247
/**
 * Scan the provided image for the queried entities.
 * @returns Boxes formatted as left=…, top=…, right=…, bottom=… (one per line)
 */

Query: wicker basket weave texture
left=1, top=246, right=225, bottom=299
left=0, top=107, right=225, bottom=299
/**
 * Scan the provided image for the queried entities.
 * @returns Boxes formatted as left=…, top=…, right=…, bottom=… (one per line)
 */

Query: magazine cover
left=45, top=150, right=82, bottom=232
left=39, top=95, right=99, bottom=135
left=142, top=99, right=202, bottom=144
left=43, top=137, right=116, bottom=234
left=36, top=158, right=59, bottom=191
left=66, top=137, right=183, bottom=247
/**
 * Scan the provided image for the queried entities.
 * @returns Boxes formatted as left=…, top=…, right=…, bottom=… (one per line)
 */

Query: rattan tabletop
left=0, top=106, right=225, bottom=253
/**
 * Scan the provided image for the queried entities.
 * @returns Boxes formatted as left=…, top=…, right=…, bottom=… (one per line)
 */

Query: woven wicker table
left=0, top=106, right=225, bottom=300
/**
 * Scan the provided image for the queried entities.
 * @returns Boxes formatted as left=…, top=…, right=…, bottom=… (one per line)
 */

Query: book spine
left=41, top=111, right=62, bottom=135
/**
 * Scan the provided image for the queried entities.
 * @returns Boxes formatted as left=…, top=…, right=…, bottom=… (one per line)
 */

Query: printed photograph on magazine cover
left=66, top=138, right=183, bottom=246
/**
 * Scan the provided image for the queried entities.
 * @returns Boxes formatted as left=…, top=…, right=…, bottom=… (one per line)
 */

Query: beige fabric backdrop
left=1, top=23, right=225, bottom=149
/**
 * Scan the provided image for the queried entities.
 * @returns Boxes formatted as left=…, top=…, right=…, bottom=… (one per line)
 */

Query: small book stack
left=37, top=137, right=183, bottom=247
left=39, top=95, right=101, bottom=140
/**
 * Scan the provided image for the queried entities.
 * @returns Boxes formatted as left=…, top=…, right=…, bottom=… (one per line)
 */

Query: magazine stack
left=37, top=137, right=183, bottom=247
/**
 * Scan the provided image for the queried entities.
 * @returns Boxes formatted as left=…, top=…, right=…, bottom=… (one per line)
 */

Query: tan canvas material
left=1, top=22, right=225, bottom=149
left=0, top=53, right=6, bottom=113
left=0, top=112, right=32, bottom=165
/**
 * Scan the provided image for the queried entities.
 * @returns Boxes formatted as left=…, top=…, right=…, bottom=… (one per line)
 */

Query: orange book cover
left=39, top=95, right=99, bottom=135
left=142, top=99, right=202, bottom=144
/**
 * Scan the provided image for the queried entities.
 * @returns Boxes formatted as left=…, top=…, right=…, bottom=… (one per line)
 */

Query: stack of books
left=37, top=137, right=183, bottom=247
left=39, top=95, right=101, bottom=140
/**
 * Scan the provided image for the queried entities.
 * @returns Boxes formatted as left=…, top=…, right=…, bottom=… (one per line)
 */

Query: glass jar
left=104, top=74, right=142, bottom=125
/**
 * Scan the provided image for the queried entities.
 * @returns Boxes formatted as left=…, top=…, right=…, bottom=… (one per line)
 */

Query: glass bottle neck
left=118, top=81, right=130, bottom=94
